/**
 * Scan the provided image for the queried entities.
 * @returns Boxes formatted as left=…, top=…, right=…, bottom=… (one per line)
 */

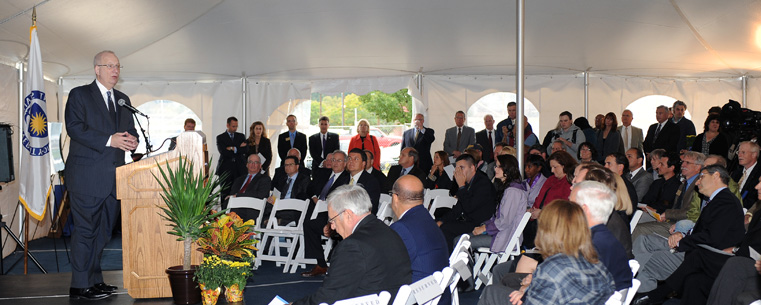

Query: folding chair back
left=424, top=189, right=450, bottom=210
left=630, top=210, right=643, bottom=234
left=392, top=285, right=412, bottom=305
left=312, top=200, right=328, bottom=220
left=377, top=201, right=396, bottom=224
left=473, top=212, right=531, bottom=289
left=330, top=291, right=391, bottom=305
left=629, top=259, right=640, bottom=276
left=429, top=196, right=457, bottom=218
left=227, top=197, right=267, bottom=230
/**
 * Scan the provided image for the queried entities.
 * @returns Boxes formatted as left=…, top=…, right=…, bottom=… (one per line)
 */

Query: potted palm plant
left=155, top=156, right=225, bottom=305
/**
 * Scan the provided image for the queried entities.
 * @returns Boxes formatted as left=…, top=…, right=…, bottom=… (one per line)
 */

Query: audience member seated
left=596, top=112, right=625, bottom=163
left=468, top=155, right=528, bottom=252
left=523, top=155, right=548, bottom=209
left=500, top=200, right=615, bottom=305
left=301, top=150, right=350, bottom=278
left=578, top=141, right=598, bottom=164
left=271, top=148, right=310, bottom=190
left=633, top=151, right=704, bottom=240
left=386, top=147, right=426, bottom=189
left=228, top=154, right=272, bottom=221
left=424, top=150, right=453, bottom=190
left=363, top=150, right=389, bottom=194
left=626, top=147, right=654, bottom=200
left=527, top=144, right=548, bottom=161
left=389, top=175, right=449, bottom=283
left=640, top=151, right=681, bottom=215
left=293, top=185, right=411, bottom=305
left=268, top=155, right=311, bottom=225
left=346, top=148, right=381, bottom=213
left=732, top=141, right=761, bottom=208
left=437, top=154, right=497, bottom=250
left=524, top=151, right=576, bottom=248
left=691, top=114, right=729, bottom=160
left=604, top=152, right=639, bottom=206
left=544, top=111, right=586, bottom=161
left=633, top=165, right=745, bottom=298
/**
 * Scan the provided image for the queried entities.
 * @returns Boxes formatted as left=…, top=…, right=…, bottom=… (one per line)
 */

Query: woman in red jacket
left=348, top=119, right=381, bottom=170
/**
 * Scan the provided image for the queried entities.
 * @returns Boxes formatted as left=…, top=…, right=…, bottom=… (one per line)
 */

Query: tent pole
left=742, top=75, right=747, bottom=108
left=241, top=75, right=247, bottom=130
left=516, top=0, right=525, bottom=175
left=341, top=92, right=345, bottom=126
left=57, top=77, right=63, bottom=121
left=584, top=68, right=590, bottom=118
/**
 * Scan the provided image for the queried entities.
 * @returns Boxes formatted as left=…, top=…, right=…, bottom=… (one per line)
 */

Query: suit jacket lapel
left=89, top=82, right=115, bottom=127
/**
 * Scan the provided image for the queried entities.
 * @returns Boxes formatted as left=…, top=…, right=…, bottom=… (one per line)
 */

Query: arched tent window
left=625, top=95, right=690, bottom=132
left=133, top=100, right=203, bottom=157
left=467, top=92, right=541, bottom=139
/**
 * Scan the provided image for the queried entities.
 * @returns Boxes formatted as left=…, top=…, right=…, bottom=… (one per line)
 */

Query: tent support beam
left=241, top=75, right=247, bottom=130
left=742, top=75, right=747, bottom=108
left=516, top=0, right=525, bottom=175
left=584, top=68, right=590, bottom=118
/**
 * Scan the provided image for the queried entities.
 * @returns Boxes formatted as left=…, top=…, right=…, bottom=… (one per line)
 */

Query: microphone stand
left=132, top=112, right=152, bottom=156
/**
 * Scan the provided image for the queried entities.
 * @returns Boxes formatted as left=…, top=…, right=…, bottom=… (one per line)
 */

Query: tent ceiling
left=1, top=0, right=760, bottom=81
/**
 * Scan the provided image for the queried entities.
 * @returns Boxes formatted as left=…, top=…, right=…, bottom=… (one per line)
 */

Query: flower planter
left=166, top=266, right=202, bottom=305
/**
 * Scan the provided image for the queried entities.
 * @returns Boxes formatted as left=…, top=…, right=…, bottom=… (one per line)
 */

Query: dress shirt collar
left=95, top=79, right=113, bottom=109
left=630, top=166, right=642, bottom=178
left=709, top=186, right=727, bottom=202
left=350, top=171, right=363, bottom=185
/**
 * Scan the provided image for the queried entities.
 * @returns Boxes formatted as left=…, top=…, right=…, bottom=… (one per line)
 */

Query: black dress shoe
left=632, top=295, right=663, bottom=305
left=94, top=282, right=118, bottom=293
left=69, top=287, right=111, bottom=300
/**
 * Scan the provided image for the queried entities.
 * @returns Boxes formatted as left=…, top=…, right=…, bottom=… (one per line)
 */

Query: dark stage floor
left=0, top=235, right=482, bottom=305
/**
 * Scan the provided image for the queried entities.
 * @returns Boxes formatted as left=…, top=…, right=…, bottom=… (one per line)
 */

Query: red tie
left=239, top=174, right=253, bottom=193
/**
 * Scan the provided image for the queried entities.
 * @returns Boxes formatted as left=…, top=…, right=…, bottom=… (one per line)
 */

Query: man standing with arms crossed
left=65, top=50, right=138, bottom=300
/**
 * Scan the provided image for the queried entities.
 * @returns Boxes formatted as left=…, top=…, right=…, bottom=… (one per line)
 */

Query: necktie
left=487, top=130, right=494, bottom=152
left=401, top=168, right=407, bottom=176
left=322, top=134, right=326, bottom=158
left=319, top=174, right=336, bottom=200
left=739, top=169, right=748, bottom=190
left=239, top=174, right=253, bottom=193
left=654, top=124, right=662, bottom=140
left=107, top=91, right=116, bottom=128
left=350, top=177, right=355, bottom=185
left=282, top=177, right=293, bottom=199
left=229, top=132, right=233, bottom=140
left=290, top=132, right=295, bottom=148
left=674, top=180, right=688, bottom=209
left=623, top=126, right=629, bottom=150
left=488, top=130, right=492, bottom=146
left=414, top=128, right=419, bottom=142
left=456, top=128, right=462, bottom=149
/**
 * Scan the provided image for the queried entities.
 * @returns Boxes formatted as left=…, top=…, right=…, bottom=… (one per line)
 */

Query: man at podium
left=64, top=50, right=138, bottom=300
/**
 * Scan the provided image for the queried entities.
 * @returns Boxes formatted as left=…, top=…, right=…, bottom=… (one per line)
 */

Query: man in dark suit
left=390, top=175, right=449, bottom=282
left=271, top=148, right=311, bottom=193
left=603, top=152, right=639, bottom=205
left=309, top=116, right=339, bottom=175
left=443, top=111, right=476, bottom=158
left=437, top=154, right=497, bottom=250
left=626, top=147, right=654, bottom=200
left=65, top=50, right=138, bottom=300
left=277, top=114, right=307, bottom=168
left=476, top=114, right=497, bottom=164
left=386, top=147, right=427, bottom=189
left=267, top=155, right=311, bottom=224
left=671, top=100, right=696, bottom=152
left=216, top=116, right=247, bottom=209
left=228, top=154, right=272, bottom=221
left=643, top=105, right=680, bottom=160
left=401, top=113, right=435, bottom=173
left=346, top=148, right=381, bottom=213
left=294, top=185, right=411, bottom=305
left=302, top=150, right=350, bottom=277
left=364, top=150, right=389, bottom=194
left=731, top=141, right=760, bottom=208
left=633, top=165, right=745, bottom=305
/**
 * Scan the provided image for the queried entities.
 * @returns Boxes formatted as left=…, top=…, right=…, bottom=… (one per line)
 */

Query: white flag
left=19, top=25, right=51, bottom=221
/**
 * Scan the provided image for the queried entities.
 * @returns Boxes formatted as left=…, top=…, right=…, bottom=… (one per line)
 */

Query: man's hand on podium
left=111, top=132, right=138, bottom=151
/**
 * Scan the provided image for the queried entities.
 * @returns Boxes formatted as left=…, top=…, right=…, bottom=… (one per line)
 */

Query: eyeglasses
left=96, top=64, right=122, bottom=70
left=284, top=163, right=296, bottom=167
left=328, top=211, right=345, bottom=224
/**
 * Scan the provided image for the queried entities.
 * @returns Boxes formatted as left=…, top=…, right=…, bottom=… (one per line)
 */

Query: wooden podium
left=116, top=132, right=207, bottom=298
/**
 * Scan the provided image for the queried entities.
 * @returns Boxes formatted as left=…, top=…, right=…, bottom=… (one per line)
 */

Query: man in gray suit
left=618, top=109, right=643, bottom=152
left=626, top=147, right=654, bottom=201
left=443, top=110, right=475, bottom=158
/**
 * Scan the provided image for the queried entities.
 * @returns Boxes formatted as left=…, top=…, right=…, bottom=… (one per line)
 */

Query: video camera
left=720, top=99, right=761, bottom=143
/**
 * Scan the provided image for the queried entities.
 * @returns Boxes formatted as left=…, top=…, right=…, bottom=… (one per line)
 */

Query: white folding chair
left=424, top=189, right=450, bottom=211
left=429, top=196, right=457, bottom=218
left=449, top=234, right=470, bottom=263
left=630, top=210, right=643, bottom=234
left=448, top=252, right=470, bottom=305
left=380, top=193, right=392, bottom=207
left=623, top=279, right=641, bottom=305
left=309, top=200, right=334, bottom=262
left=391, top=285, right=412, bottom=305
left=226, top=197, right=267, bottom=268
left=473, top=212, right=532, bottom=289
left=257, top=198, right=310, bottom=273
left=749, top=300, right=761, bottom=305
left=629, top=259, right=640, bottom=277
left=377, top=201, right=396, bottom=225
left=324, top=291, right=392, bottom=305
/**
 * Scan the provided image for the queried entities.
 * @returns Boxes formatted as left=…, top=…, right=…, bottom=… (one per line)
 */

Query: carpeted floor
left=0, top=234, right=482, bottom=305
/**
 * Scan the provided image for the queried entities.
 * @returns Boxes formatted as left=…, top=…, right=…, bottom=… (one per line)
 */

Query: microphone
left=117, top=99, right=148, bottom=118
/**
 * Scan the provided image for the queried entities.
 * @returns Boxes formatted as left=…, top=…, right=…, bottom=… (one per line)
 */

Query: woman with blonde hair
left=246, top=121, right=272, bottom=174
left=348, top=119, right=381, bottom=170
left=509, top=200, right=615, bottom=305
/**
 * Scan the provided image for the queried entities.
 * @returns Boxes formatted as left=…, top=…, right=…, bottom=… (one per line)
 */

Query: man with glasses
left=228, top=154, right=271, bottom=205
left=402, top=113, right=436, bottom=173
left=345, top=148, right=381, bottom=213
left=268, top=155, right=311, bottom=225
left=302, top=150, right=350, bottom=277
left=65, top=50, right=138, bottom=300
left=293, top=185, right=411, bottom=305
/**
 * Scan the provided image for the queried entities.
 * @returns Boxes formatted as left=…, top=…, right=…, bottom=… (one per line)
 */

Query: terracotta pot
left=166, top=265, right=202, bottom=305
left=225, top=283, right=244, bottom=303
